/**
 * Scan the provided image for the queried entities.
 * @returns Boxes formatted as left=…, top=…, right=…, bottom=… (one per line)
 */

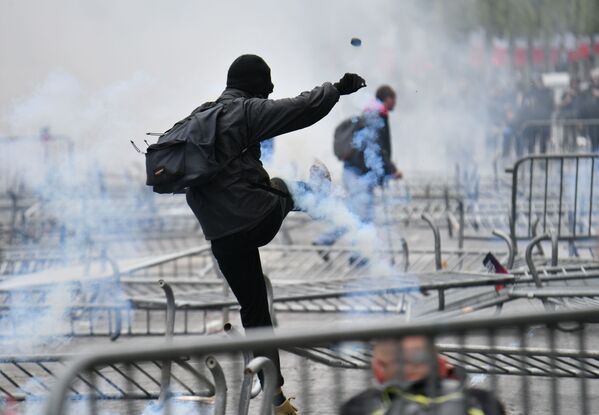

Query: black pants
left=210, top=178, right=293, bottom=388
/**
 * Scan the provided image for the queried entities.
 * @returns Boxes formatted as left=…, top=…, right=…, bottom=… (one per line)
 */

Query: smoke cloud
left=1, top=0, right=488, bottom=176
left=0, top=0, right=490, bottom=353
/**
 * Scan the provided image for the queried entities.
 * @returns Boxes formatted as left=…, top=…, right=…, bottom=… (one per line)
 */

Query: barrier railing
left=507, top=153, right=599, bottom=251
left=43, top=306, right=599, bottom=415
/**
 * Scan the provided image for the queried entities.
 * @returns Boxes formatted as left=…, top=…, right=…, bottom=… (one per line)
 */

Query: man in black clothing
left=186, top=54, right=365, bottom=414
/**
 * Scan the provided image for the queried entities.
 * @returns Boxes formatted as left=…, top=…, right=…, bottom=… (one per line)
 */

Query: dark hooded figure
left=186, top=54, right=365, bottom=414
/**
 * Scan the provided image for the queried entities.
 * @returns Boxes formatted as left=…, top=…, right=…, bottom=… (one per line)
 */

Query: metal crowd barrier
left=126, top=230, right=598, bottom=340
left=3, top=218, right=595, bottom=341
left=6, top=218, right=590, bottom=340
left=507, top=153, right=599, bottom=252
left=0, top=248, right=225, bottom=339
left=40, top=306, right=599, bottom=415
left=146, top=252, right=599, bottom=331
left=0, top=250, right=71, bottom=276
left=0, top=244, right=503, bottom=339
left=2, top=194, right=202, bottom=256
left=382, top=155, right=598, bottom=250
left=374, top=171, right=544, bottom=246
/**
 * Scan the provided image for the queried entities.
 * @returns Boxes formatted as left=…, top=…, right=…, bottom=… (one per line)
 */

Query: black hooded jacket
left=186, top=83, right=340, bottom=240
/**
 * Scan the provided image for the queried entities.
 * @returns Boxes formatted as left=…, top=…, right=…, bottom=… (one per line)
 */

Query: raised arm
left=245, top=73, right=366, bottom=143
left=245, top=83, right=340, bottom=142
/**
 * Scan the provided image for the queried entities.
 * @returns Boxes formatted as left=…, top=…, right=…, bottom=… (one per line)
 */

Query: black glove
left=333, top=73, right=366, bottom=95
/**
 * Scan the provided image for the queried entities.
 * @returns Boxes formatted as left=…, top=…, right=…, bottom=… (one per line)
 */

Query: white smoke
left=288, top=177, right=397, bottom=276
left=6, top=70, right=153, bottom=176
left=0, top=73, right=150, bottom=355
left=1, top=0, right=490, bottom=177
left=0, top=284, right=73, bottom=353
left=0, top=0, right=492, bottom=340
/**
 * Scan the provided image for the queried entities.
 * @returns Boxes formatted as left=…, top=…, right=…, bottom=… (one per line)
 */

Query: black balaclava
left=226, top=54, right=274, bottom=97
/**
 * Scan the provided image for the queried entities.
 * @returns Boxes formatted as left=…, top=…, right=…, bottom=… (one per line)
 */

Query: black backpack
left=144, top=102, right=240, bottom=194
left=333, top=115, right=365, bottom=161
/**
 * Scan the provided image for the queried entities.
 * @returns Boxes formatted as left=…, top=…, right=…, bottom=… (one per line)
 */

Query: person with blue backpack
left=313, top=85, right=402, bottom=261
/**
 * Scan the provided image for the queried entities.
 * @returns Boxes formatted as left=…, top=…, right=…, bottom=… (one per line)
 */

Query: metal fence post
left=225, top=323, right=261, bottom=415
left=245, top=357, right=277, bottom=415
left=457, top=199, right=464, bottom=250
left=506, top=164, right=518, bottom=254
left=101, top=254, right=123, bottom=341
left=380, top=183, right=396, bottom=265
left=492, top=229, right=515, bottom=269
left=400, top=238, right=409, bottom=272
left=206, top=356, right=227, bottom=415
left=158, top=279, right=176, bottom=406
left=422, top=213, right=444, bottom=310
left=421, top=214, right=442, bottom=271
left=525, top=234, right=550, bottom=288
left=550, top=231, right=559, bottom=267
